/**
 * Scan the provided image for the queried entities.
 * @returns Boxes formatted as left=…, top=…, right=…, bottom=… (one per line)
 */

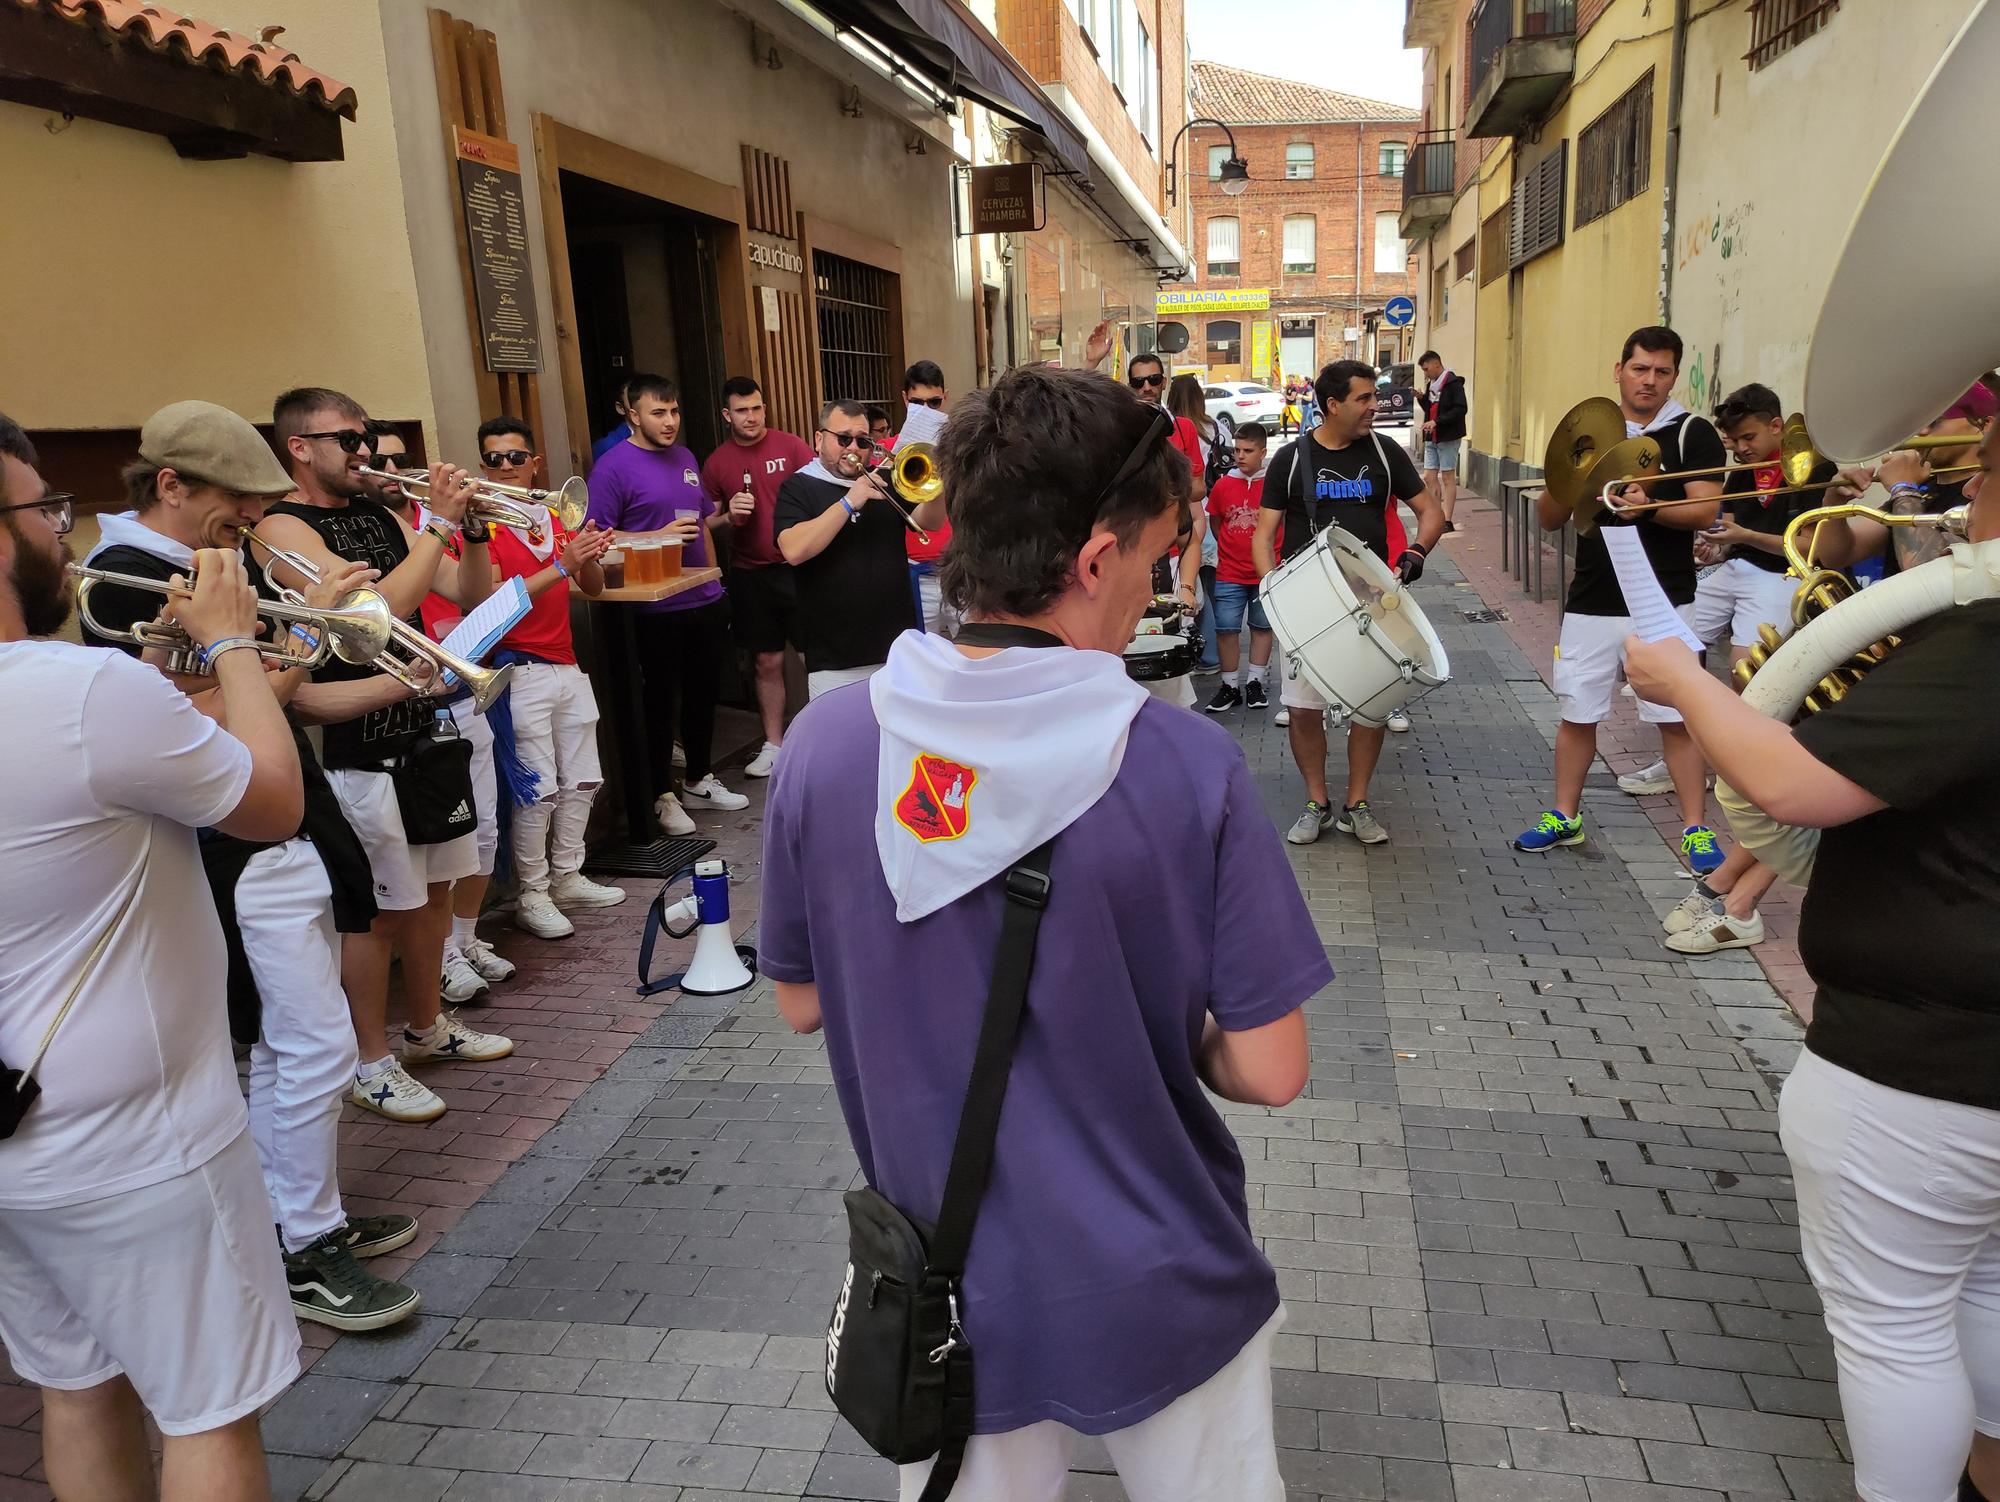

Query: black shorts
left=731, top=565, right=799, bottom=654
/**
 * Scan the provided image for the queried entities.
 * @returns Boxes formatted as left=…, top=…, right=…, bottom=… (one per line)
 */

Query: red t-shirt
left=1169, top=414, right=1204, bottom=477
left=1206, top=471, right=1266, bottom=586
left=894, top=432, right=953, bottom=564
left=492, top=521, right=577, bottom=664
left=699, top=430, right=815, bottom=569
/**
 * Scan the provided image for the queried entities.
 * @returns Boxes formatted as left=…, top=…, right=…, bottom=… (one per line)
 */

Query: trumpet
left=244, top=529, right=515, bottom=712
left=864, top=440, right=942, bottom=544
left=69, top=562, right=397, bottom=676
left=358, top=466, right=589, bottom=536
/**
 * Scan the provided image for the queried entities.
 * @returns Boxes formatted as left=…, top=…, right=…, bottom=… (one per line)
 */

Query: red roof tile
left=1191, top=61, right=1417, bottom=125
left=21, top=0, right=358, bottom=117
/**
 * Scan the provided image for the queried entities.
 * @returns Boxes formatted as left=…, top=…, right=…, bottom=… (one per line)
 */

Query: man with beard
left=0, top=411, right=306, bottom=1496
left=775, top=399, right=946, bottom=698
left=257, top=387, right=513, bottom=1125
left=701, top=376, right=812, bottom=779
left=586, top=374, right=749, bottom=836
left=79, top=403, right=423, bottom=1331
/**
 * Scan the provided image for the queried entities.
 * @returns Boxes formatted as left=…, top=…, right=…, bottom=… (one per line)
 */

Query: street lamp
left=1165, top=116, right=1248, bottom=207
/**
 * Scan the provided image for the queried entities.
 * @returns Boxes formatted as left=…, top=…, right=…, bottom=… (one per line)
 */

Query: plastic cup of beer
left=601, top=548, right=626, bottom=589
left=658, top=537, right=683, bottom=579
left=626, top=542, right=662, bottom=586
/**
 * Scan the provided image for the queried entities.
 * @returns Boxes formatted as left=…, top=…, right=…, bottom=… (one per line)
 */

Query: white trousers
left=1687, top=556, right=1797, bottom=649
left=913, top=568, right=962, bottom=637
left=898, top=1308, right=1286, bottom=1502
left=508, top=663, right=605, bottom=893
left=239, top=840, right=358, bottom=1252
left=808, top=664, right=882, bottom=700
left=1781, top=1048, right=2000, bottom=1502
left=448, top=697, right=498, bottom=877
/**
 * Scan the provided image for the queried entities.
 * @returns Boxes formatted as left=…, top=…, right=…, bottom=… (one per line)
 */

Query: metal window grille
left=815, top=252, right=896, bottom=406
left=1507, top=141, right=1565, bottom=268
left=1453, top=238, right=1476, bottom=279
left=1574, top=70, right=1653, bottom=227
left=1746, top=0, right=1838, bottom=69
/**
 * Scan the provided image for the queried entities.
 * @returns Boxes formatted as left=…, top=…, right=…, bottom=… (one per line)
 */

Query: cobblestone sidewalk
left=6, top=502, right=1843, bottom=1501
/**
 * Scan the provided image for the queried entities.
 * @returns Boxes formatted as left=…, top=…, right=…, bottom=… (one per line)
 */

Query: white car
left=1202, top=382, right=1287, bottom=438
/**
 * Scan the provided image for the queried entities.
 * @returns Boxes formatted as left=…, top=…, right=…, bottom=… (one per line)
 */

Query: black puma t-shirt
left=1566, top=412, right=1727, bottom=615
left=1262, top=429, right=1427, bottom=565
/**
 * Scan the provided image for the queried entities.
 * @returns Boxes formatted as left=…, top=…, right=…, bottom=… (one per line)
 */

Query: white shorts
left=1145, top=674, right=1197, bottom=709
left=0, top=1131, right=299, bottom=1435
left=808, top=665, right=882, bottom=700
left=899, top=1307, right=1285, bottom=1502
left=1279, top=649, right=1329, bottom=713
left=1687, top=557, right=1796, bottom=648
left=324, top=765, right=478, bottom=912
left=508, top=662, right=604, bottom=794
left=1555, top=608, right=1698, bottom=725
left=447, top=698, right=498, bottom=877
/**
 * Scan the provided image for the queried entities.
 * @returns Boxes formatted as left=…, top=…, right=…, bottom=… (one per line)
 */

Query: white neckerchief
left=1628, top=399, right=1690, bottom=439
left=869, top=630, right=1148, bottom=922
left=87, top=511, right=191, bottom=568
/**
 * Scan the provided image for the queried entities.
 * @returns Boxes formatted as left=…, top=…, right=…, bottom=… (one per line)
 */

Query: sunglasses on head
left=482, top=450, right=534, bottom=468
left=299, top=429, right=377, bottom=455
left=1093, top=405, right=1175, bottom=512
left=819, top=429, right=871, bottom=448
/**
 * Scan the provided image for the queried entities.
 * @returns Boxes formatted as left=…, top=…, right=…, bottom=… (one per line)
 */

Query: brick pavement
left=0, top=509, right=1845, bottom=1500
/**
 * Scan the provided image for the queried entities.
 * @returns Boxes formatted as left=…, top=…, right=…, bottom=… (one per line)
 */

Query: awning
left=804, top=0, right=1094, bottom=183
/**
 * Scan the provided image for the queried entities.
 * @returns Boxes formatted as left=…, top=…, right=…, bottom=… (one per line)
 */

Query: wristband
left=423, top=520, right=457, bottom=549
left=555, top=558, right=571, bottom=580
left=1889, top=482, right=1927, bottom=498
left=201, top=636, right=259, bottom=668
left=840, top=498, right=858, bottom=521
left=1406, top=541, right=1430, bottom=558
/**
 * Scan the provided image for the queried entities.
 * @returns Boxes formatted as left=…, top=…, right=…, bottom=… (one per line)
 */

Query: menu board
left=452, top=125, right=543, bottom=374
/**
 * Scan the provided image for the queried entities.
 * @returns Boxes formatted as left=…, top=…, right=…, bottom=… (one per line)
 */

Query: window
left=1373, top=212, right=1405, bottom=274
left=1453, top=238, right=1476, bottom=280
left=1077, top=0, right=1106, bottom=51
left=1206, top=319, right=1242, bottom=363
left=1133, top=17, right=1157, bottom=146
left=1107, top=0, right=1128, bottom=98
left=1443, top=67, right=1453, bottom=130
left=1206, top=216, right=1240, bottom=277
left=1508, top=141, right=1566, bottom=267
left=1207, top=144, right=1231, bottom=179
left=816, top=250, right=900, bottom=406
left=1283, top=215, right=1317, bottom=274
left=1479, top=207, right=1508, bottom=285
left=1432, top=264, right=1449, bottom=325
left=1747, top=0, right=1838, bottom=69
left=1379, top=141, right=1408, bottom=178
left=1285, top=142, right=1315, bottom=179
left=1575, top=70, right=1653, bottom=227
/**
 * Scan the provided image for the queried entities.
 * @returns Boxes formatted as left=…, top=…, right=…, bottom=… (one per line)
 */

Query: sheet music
left=897, top=403, right=948, bottom=448
left=436, top=576, right=531, bottom=687
left=1600, top=526, right=1704, bottom=650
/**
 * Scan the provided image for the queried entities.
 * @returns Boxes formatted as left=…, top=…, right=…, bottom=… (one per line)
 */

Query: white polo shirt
left=0, top=641, right=252, bottom=1208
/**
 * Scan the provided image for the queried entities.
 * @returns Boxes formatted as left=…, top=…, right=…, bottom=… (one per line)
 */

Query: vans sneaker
left=352, top=1062, right=445, bottom=1123
left=514, top=888, right=574, bottom=940
left=403, top=1012, right=513, bottom=1065
left=680, top=774, right=749, bottom=811
left=286, top=1233, right=421, bottom=1332
left=333, top=1213, right=419, bottom=1260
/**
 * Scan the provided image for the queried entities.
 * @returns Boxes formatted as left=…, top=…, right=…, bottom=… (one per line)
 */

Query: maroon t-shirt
left=700, top=430, right=815, bottom=569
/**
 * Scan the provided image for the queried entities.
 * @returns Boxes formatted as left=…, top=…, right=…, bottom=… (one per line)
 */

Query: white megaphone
left=638, top=859, right=756, bottom=997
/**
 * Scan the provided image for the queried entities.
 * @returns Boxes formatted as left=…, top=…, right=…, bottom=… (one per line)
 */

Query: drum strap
left=1295, top=430, right=1394, bottom=541
left=951, top=622, right=1066, bottom=650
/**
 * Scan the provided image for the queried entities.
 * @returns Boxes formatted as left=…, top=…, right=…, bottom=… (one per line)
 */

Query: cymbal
left=1542, top=398, right=1627, bottom=512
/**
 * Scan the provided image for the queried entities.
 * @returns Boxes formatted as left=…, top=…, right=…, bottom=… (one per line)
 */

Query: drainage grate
left=1461, top=608, right=1510, bottom=623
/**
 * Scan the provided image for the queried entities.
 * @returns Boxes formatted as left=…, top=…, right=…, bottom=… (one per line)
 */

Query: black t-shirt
left=1722, top=457, right=1839, bottom=573
left=1262, top=429, right=1427, bottom=565
left=265, top=498, right=439, bottom=768
left=772, top=471, right=919, bottom=671
left=1566, top=412, right=1727, bottom=615
left=1792, top=600, right=2000, bottom=1110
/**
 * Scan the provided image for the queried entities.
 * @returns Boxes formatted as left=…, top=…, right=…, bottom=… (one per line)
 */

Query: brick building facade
left=1182, top=62, right=1419, bottom=385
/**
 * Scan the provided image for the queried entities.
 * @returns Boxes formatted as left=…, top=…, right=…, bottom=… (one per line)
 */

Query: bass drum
left=1260, top=525, right=1450, bottom=726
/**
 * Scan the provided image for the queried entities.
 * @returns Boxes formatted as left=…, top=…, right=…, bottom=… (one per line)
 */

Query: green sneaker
left=1512, top=810, right=1585, bottom=852
left=334, top=1213, right=419, bottom=1261
left=286, top=1234, right=422, bottom=1332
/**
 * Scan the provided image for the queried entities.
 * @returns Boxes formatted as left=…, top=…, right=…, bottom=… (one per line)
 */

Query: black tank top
left=265, top=497, right=438, bottom=768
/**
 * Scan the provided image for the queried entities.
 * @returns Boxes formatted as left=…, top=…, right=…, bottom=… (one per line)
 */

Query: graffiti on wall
left=1677, top=205, right=1749, bottom=272
left=1676, top=203, right=1752, bottom=412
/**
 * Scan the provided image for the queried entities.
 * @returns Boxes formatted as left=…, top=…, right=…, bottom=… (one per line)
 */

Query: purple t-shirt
left=759, top=689, right=1332, bottom=1434
left=584, top=440, right=722, bottom=612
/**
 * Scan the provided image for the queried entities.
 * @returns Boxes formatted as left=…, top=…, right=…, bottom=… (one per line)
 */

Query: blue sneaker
left=1513, top=810, right=1584, bottom=852
left=1681, top=824, right=1725, bottom=877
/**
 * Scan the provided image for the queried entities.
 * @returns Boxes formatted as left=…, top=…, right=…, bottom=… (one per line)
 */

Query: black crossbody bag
left=390, top=714, right=477, bottom=846
left=825, top=838, right=1055, bottom=1502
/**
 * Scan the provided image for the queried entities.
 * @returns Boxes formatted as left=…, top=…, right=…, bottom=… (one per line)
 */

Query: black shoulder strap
left=925, top=839, right=1055, bottom=1277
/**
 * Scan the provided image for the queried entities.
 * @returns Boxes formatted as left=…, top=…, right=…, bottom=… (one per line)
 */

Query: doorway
left=559, top=169, right=728, bottom=459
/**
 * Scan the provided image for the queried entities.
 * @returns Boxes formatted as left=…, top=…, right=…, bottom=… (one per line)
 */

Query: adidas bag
left=390, top=718, right=477, bottom=845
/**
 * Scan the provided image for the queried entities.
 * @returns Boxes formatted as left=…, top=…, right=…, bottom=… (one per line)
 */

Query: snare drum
left=1121, top=633, right=1197, bottom=682
left=1260, top=525, right=1450, bottom=726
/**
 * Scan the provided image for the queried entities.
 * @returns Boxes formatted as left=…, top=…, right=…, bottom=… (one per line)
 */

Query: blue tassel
left=486, top=649, right=545, bottom=811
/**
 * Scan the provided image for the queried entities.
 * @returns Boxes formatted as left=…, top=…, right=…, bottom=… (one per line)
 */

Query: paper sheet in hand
left=1600, top=527, right=1704, bottom=649
left=896, top=403, right=948, bottom=448
left=436, top=576, right=531, bottom=688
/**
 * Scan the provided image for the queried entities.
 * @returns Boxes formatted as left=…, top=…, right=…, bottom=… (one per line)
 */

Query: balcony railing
left=1466, top=0, right=1577, bottom=137
left=1471, top=0, right=1575, bottom=89
left=1403, top=132, right=1456, bottom=205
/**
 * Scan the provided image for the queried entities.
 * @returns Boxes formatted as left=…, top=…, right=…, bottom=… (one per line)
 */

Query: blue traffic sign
left=1383, top=296, right=1416, bottom=328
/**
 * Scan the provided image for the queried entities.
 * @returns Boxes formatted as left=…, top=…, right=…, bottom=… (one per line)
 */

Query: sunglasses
left=482, top=450, right=534, bottom=468
left=0, top=494, right=75, bottom=535
left=819, top=429, right=872, bottom=448
left=1093, top=406, right=1175, bottom=512
left=908, top=396, right=945, bottom=409
left=1128, top=373, right=1166, bottom=390
left=299, top=429, right=377, bottom=455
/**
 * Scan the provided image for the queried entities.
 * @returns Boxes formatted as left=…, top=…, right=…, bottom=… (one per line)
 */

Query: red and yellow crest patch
left=894, top=753, right=977, bottom=843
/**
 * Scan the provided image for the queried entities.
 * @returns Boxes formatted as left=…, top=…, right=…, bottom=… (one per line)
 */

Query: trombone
left=864, top=440, right=942, bottom=544
left=244, top=529, right=515, bottom=712
left=69, top=562, right=397, bottom=677
left=358, top=465, right=589, bottom=535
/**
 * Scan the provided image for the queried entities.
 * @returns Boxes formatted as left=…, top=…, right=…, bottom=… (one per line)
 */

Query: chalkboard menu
left=452, top=125, right=543, bottom=374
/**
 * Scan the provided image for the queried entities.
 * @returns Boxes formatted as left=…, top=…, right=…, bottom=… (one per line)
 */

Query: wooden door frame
left=530, top=113, right=757, bottom=477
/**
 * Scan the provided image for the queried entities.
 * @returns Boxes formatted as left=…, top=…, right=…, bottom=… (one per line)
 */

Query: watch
left=461, top=516, right=491, bottom=543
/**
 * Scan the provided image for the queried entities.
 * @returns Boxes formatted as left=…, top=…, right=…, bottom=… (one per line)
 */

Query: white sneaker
left=514, top=888, right=574, bottom=939
left=1617, top=758, right=1674, bottom=796
left=1386, top=708, right=1412, bottom=733
left=680, top=773, right=749, bottom=811
left=1664, top=906, right=1764, bottom=954
left=552, top=871, right=627, bottom=909
left=1662, top=889, right=1718, bottom=935
left=459, top=936, right=516, bottom=982
left=352, top=1062, right=445, bottom=1123
left=745, top=742, right=781, bottom=779
left=403, top=1011, right=514, bottom=1065
left=656, top=793, right=696, bottom=837
left=1274, top=708, right=1292, bottom=727
left=439, top=949, right=490, bottom=1006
